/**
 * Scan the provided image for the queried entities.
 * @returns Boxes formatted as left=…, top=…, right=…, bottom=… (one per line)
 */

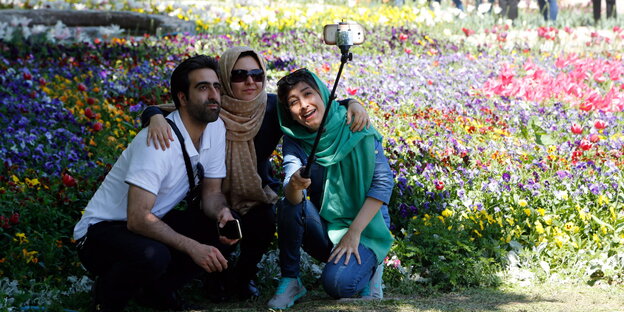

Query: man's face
left=182, top=68, right=222, bottom=124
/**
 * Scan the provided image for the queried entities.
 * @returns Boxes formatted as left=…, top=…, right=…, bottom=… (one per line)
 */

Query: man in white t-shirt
left=73, top=55, right=238, bottom=312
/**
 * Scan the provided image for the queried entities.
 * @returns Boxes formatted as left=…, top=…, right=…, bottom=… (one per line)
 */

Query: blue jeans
left=537, top=0, right=558, bottom=20
left=276, top=199, right=379, bottom=298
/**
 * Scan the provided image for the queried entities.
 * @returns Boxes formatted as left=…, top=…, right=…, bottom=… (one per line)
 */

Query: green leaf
left=535, top=133, right=555, bottom=146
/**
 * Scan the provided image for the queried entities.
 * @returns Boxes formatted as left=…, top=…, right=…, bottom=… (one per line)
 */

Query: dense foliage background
left=1, top=0, right=623, bottom=309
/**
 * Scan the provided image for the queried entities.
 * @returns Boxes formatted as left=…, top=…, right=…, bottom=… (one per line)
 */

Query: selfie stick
left=301, top=27, right=354, bottom=178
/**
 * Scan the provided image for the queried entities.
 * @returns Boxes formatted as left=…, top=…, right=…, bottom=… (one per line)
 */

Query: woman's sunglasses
left=231, top=69, right=264, bottom=83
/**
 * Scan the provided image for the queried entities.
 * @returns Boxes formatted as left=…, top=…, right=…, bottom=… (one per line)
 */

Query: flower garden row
left=1, top=0, right=624, bottom=308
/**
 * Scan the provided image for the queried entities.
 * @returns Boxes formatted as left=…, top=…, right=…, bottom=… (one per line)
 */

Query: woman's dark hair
left=276, top=68, right=320, bottom=108
left=170, top=55, right=219, bottom=109
left=237, top=51, right=262, bottom=68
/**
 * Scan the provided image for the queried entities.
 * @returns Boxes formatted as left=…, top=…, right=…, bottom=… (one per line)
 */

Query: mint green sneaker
left=267, top=277, right=307, bottom=309
left=361, top=263, right=384, bottom=299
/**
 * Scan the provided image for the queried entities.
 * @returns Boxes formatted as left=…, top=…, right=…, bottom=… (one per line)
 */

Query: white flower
left=31, top=25, right=47, bottom=35
left=10, top=16, right=31, bottom=27
left=477, top=3, right=492, bottom=14
left=98, top=24, right=124, bottom=39
left=52, top=21, right=71, bottom=41
left=21, top=26, right=31, bottom=40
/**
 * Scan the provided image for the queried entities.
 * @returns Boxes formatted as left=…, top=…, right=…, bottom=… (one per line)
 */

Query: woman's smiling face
left=286, top=82, right=325, bottom=131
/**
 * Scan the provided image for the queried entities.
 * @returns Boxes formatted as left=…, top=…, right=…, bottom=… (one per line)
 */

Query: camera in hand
left=217, top=219, right=242, bottom=240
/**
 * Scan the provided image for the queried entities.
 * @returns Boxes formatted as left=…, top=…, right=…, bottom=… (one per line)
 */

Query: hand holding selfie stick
left=301, top=21, right=364, bottom=179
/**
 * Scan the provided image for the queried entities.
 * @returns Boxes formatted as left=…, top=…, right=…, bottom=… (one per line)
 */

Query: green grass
left=61, top=278, right=624, bottom=311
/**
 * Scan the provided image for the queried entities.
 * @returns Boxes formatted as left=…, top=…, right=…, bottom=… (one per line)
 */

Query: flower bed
left=1, top=0, right=623, bottom=308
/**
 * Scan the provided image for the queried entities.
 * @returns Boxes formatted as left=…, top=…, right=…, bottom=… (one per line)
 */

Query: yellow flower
left=11, top=175, right=19, bottom=183
left=544, top=215, right=553, bottom=225
left=441, top=209, right=453, bottom=218
left=437, top=216, right=445, bottom=223
left=537, top=208, right=545, bottom=216
left=598, top=195, right=609, bottom=206
left=25, top=178, right=40, bottom=187
left=564, top=222, right=574, bottom=231
left=518, top=199, right=528, bottom=207
left=14, top=233, right=28, bottom=244
left=524, top=209, right=531, bottom=216
left=22, top=249, right=38, bottom=263
left=535, top=221, right=545, bottom=234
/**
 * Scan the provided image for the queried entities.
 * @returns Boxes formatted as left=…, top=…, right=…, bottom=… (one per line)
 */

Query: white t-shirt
left=73, top=111, right=226, bottom=239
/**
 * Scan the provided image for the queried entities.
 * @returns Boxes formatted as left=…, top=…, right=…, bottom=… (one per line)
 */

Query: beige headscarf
left=218, top=46, right=277, bottom=215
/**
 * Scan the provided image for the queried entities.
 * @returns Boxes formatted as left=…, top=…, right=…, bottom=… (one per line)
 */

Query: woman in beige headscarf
left=141, top=46, right=370, bottom=301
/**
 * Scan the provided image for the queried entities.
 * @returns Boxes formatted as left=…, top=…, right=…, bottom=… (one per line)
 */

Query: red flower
left=77, top=83, right=87, bottom=92
left=462, top=28, right=475, bottom=37
left=579, top=139, right=592, bottom=151
left=321, top=63, right=331, bottom=73
left=39, top=78, right=47, bottom=86
left=398, top=33, right=408, bottom=42
left=92, top=122, right=103, bottom=131
left=23, top=72, right=32, bottom=80
left=427, top=80, right=433, bottom=85
left=87, top=97, right=96, bottom=105
left=589, top=133, right=600, bottom=143
left=346, top=87, right=357, bottom=96
left=62, top=173, right=77, bottom=187
left=570, top=123, right=583, bottom=135
left=0, top=216, right=10, bottom=229
left=404, top=48, right=412, bottom=54
left=94, top=38, right=101, bottom=44
left=594, top=119, right=607, bottom=130
left=84, top=108, right=96, bottom=119
left=9, top=212, right=19, bottom=225
left=434, top=180, right=445, bottom=191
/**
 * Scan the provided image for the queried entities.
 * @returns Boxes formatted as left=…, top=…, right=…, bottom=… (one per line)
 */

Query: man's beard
left=190, top=99, right=220, bottom=124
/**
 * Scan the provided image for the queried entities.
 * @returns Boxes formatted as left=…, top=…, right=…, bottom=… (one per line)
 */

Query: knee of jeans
left=321, top=264, right=359, bottom=299
left=137, top=243, right=171, bottom=278
left=276, top=199, right=304, bottom=225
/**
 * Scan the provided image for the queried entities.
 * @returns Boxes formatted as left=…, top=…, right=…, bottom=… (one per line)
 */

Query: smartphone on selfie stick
left=300, top=21, right=366, bottom=179
left=217, top=219, right=242, bottom=240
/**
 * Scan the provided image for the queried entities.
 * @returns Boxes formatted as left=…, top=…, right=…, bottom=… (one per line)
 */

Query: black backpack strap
left=165, top=119, right=195, bottom=190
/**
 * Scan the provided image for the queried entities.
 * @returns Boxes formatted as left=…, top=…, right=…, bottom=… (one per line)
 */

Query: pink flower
left=346, top=87, right=357, bottom=96
left=462, top=28, right=475, bottom=37
left=434, top=180, right=445, bottom=191
left=594, top=119, right=607, bottom=129
left=589, top=133, right=600, bottom=143
left=570, top=123, right=583, bottom=135
left=62, top=173, right=77, bottom=187
left=579, top=139, right=592, bottom=151
left=398, top=33, right=408, bottom=42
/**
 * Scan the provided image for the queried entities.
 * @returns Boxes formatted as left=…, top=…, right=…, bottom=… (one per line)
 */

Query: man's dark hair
left=276, top=68, right=320, bottom=108
left=170, top=55, right=219, bottom=109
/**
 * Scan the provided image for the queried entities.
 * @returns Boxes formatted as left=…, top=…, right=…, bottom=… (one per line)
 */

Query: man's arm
left=126, top=184, right=229, bottom=272
left=201, top=178, right=239, bottom=245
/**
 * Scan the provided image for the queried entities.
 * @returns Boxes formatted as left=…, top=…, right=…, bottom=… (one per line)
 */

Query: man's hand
left=346, top=99, right=370, bottom=132
left=189, top=242, right=229, bottom=272
left=216, top=208, right=240, bottom=245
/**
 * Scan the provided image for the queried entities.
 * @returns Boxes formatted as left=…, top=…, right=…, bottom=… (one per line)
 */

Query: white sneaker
left=267, top=277, right=307, bottom=309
